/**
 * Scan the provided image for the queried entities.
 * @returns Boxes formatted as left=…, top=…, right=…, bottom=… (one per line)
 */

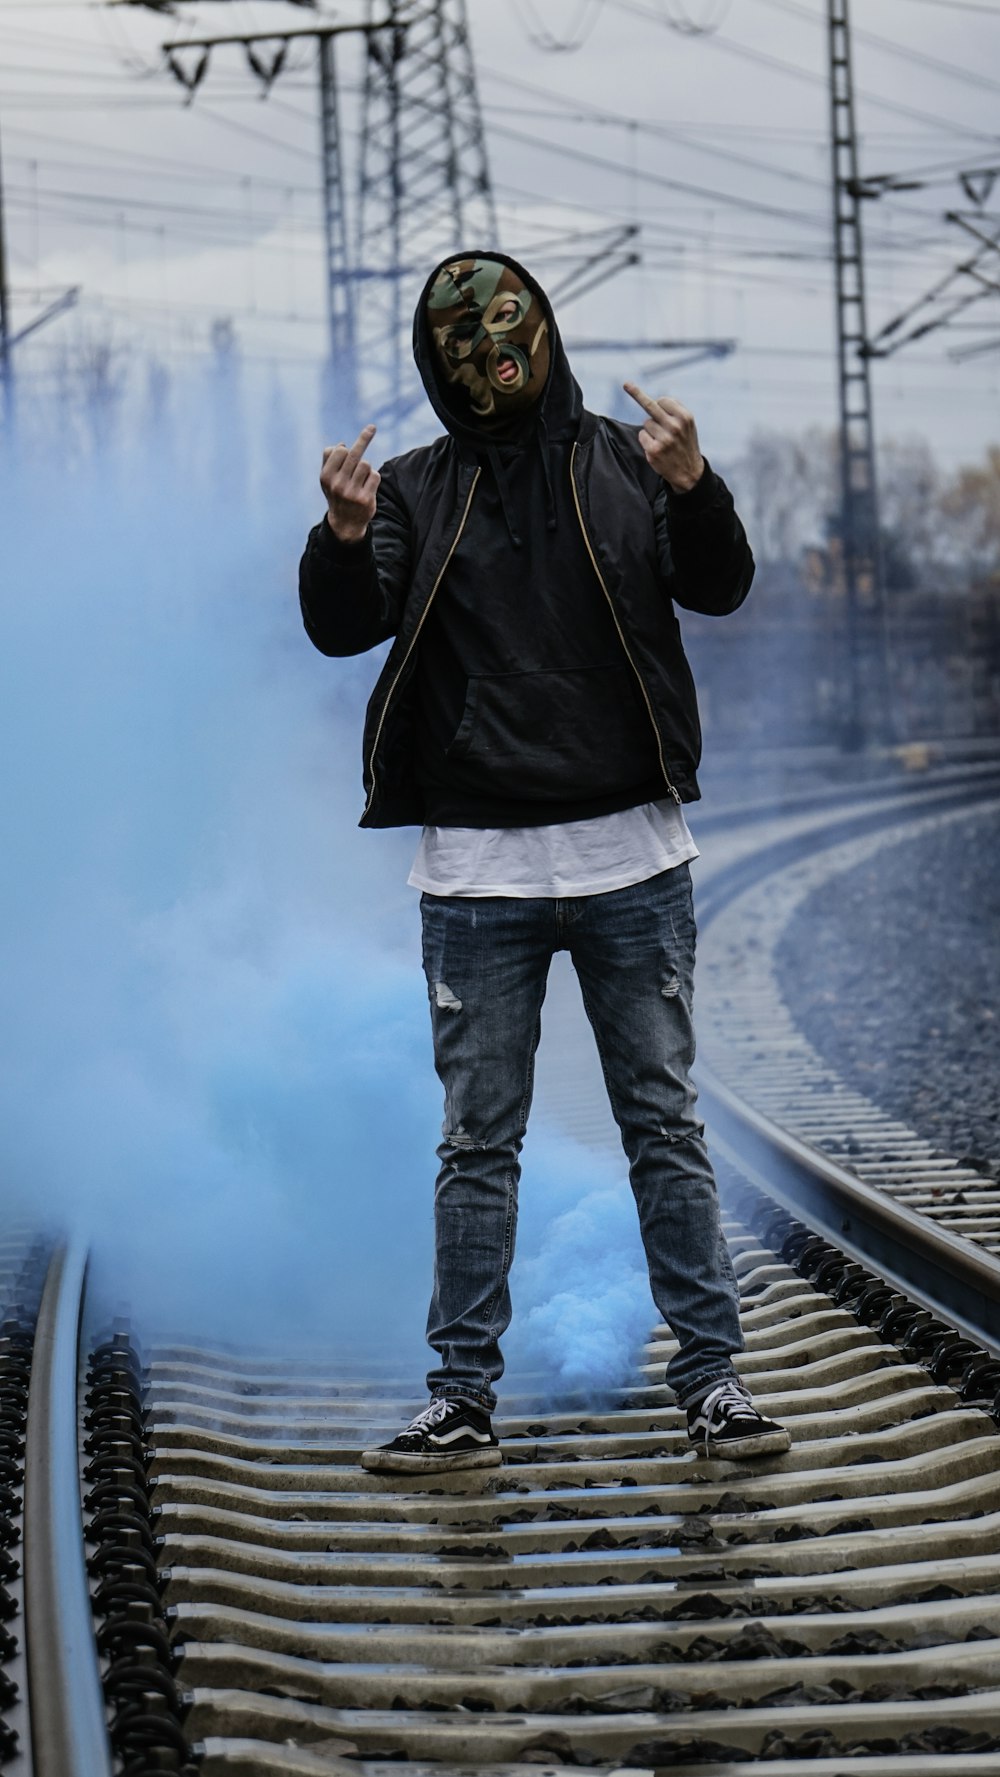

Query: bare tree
left=731, top=426, right=836, bottom=568
left=877, top=436, right=942, bottom=590
left=49, top=326, right=130, bottom=460
left=939, top=446, right=1000, bottom=587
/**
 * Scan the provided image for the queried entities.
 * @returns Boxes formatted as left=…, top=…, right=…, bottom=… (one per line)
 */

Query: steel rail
left=700, top=1063, right=1000, bottom=1357
left=23, top=1241, right=112, bottom=1777
left=5, top=762, right=998, bottom=1773
left=694, top=769, right=1000, bottom=1359
left=695, top=767, right=1000, bottom=923
left=695, top=753, right=1000, bottom=834
left=123, top=760, right=1000, bottom=1771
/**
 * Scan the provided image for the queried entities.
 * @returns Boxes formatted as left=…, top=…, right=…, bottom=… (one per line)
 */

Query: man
left=299, top=251, right=790, bottom=1472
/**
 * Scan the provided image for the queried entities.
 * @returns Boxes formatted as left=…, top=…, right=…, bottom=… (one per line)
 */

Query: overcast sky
left=2, top=0, right=1000, bottom=467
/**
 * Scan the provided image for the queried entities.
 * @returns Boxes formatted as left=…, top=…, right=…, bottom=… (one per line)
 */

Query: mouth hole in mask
left=487, top=344, right=528, bottom=393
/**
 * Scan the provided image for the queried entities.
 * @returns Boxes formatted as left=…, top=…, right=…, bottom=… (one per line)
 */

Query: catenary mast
left=828, top=0, right=892, bottom=744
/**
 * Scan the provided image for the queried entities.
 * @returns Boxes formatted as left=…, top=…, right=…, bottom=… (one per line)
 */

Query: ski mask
left=426, top=256, right=550, bottom=427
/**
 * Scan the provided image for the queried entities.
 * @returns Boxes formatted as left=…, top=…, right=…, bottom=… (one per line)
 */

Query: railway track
left=8, top=760, right=1000, bottom=1774
left=696, top=782, right=1000, bottom=1262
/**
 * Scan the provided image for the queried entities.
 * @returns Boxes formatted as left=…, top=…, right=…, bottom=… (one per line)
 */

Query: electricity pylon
left=355, top=0, right=497, bottom=443
left=159, top=17, right=393, bottom=435
left=149, top=1, right=495, bottom=443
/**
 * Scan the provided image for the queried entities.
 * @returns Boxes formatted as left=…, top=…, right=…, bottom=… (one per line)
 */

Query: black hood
left=412, top=249, right=583, bottom=453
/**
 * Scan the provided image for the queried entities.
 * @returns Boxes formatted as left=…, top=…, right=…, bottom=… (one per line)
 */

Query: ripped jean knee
left=442, top=1120, right=489, bottom=1153
left=433, top=980, right=463, bottom=1013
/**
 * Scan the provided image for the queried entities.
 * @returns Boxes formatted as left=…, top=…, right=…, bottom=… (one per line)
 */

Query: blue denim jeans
left=419, top=863, right=744, bottom=1412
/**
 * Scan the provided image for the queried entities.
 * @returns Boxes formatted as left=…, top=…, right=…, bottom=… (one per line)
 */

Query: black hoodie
left=409, top=253, right=665, bottom=826
left=299, top=250, right=755, bottom=829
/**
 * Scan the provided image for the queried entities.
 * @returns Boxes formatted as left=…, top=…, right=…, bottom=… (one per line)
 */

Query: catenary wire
left=601, top=0, right=1000, bottom=147
left=750, top=0, right=1000, bottom=102
left=477, top=69, right=980, bottom=232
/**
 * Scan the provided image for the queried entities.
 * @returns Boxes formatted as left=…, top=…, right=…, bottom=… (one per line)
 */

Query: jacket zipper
left=569, top=441, right=682, bottom=805
left=362, top=467, right=481, bottom=820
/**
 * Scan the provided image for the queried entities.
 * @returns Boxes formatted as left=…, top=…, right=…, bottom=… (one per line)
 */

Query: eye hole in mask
left=481, top=291, right=530, bottom=333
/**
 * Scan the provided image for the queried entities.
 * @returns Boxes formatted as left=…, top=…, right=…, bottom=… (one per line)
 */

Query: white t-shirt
left=408, top=798, right=698, bottom=898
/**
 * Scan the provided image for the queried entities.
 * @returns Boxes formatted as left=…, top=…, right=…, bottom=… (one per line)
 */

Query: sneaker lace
left=404, top=1398, right=452, bottom=1435
left=698, top=1379, right=757, bottom=1421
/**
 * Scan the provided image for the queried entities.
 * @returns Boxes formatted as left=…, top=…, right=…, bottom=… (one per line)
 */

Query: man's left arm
left=624, top=380, right=754, bottom=618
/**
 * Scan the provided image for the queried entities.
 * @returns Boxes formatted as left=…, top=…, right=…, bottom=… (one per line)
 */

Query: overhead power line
left=480, top=68, right=832, bottom=199
left=0, top=102, right=79, bottom=430
left=754, top=0, right=1000, bottom=104
left=511, top=0, right=605, bottom=51
left=149, top=10, right=392, bottom=429
left=603, top=0, right=1000, bottom=147
left=3, top=124, right=321, bottom=193
left=906, top=0, right=1000, bottom=14
left=486, top=118, right=830, bottom=234
left=145, top=0, right=500, bottom=443
left=865, top=210, right=1000, bottom=357
left=485, top=114, right=945, bottom=255
left=658, top=0, right=734, bottom=33
left=478, top=70, right=957, bottom=246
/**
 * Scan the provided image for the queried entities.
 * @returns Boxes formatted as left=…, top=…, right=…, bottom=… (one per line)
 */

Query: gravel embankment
left=772, top=807, right=1000, bottom=1178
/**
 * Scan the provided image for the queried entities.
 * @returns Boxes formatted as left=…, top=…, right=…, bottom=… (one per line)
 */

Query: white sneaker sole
left=696, top=1426, right=792, bottom=1460
left=360, top=1445, right=503, bottom=1475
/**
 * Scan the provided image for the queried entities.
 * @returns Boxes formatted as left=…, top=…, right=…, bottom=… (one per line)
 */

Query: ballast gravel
left=772, top=807, right=1000, bottom=1178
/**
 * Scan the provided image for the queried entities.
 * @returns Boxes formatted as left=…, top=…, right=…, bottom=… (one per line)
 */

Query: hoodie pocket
left=446, top=663, right=659, bottom=800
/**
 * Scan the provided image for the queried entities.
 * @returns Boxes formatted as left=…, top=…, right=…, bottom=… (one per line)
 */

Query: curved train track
left=696, top=772, right=1000, bottom=1263
left=7, top=757, right=1000, bottom=1775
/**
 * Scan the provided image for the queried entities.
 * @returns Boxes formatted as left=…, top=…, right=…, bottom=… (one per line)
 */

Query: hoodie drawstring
left=485, top=444, right=522, bottom=549
left=537, top=414, right=557, bottom=533
left=484, top=421, right=558, bottom=550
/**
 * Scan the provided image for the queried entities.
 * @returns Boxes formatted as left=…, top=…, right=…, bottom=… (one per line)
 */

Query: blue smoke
left=0, top=377, right=652, bottom=1395
left=506, top=1140, right=653, bottom=1401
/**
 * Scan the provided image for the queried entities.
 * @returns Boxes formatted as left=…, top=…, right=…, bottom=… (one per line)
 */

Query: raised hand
left=624, top=382, right=705, bottom=493
left=321, top=424, right=380, bottom=543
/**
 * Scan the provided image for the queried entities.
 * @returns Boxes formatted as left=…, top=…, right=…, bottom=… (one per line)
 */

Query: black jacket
left=299, top=251, right=754, bottom=829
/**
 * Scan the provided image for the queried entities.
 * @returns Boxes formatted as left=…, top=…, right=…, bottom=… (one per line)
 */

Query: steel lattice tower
left=355, top=0, right=497, bottom=443
left=148, top=11, right=396, bottom=436
left=828, top=0, right=892, bottom=744
left=317, top=31, right=359, bottom=432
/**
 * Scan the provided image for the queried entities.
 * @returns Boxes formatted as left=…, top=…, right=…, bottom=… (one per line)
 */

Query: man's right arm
left=298, top=429, right=412, bottom=657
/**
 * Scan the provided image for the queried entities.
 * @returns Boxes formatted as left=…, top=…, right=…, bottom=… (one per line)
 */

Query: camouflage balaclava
left=426, top=255, right=550, bottom=427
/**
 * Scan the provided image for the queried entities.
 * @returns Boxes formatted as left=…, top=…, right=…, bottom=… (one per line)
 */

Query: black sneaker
left=360, top=1397, right=502, bottom=1474
left=686, top=1379, right=791, bottom=1459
